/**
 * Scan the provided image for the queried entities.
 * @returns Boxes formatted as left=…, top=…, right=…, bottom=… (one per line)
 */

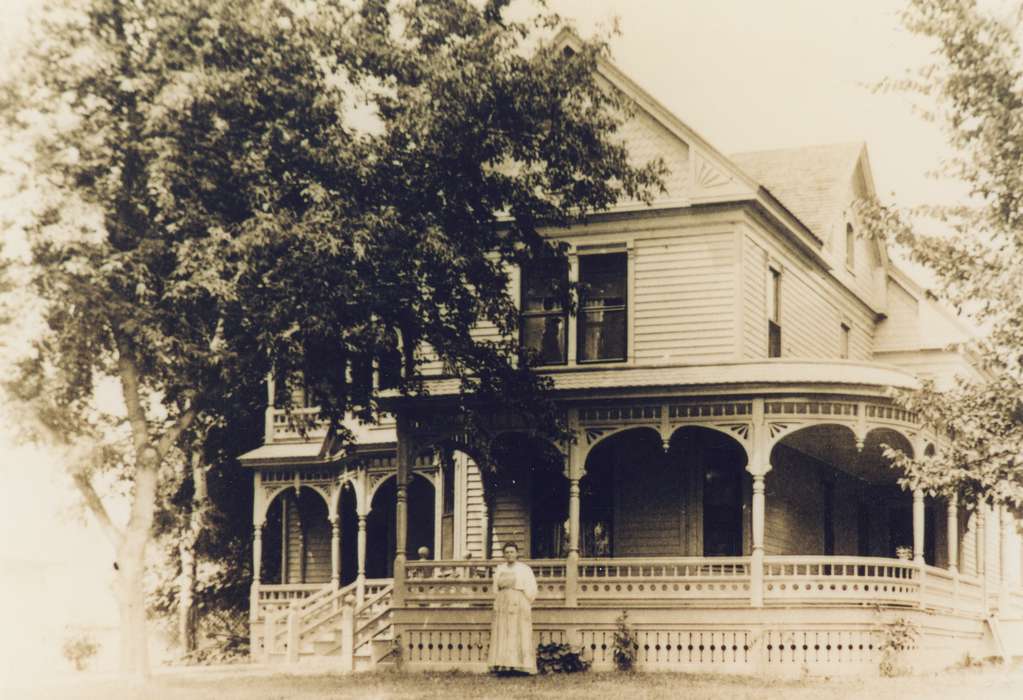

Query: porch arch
left=328, top=470, right=363, bottom=520
left=766, top=423, right=933, bottom=561
left=580, top=425, right=749, bottom=557
left=365, top=472, right=435, bottom=578
left=258, top=482, right=331, bottom=526
left=488, top=432, right=567, bottom=558
left=260, top=486, right=332, bottom=585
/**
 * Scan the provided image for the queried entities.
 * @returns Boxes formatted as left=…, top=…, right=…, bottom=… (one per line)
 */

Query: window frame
left=840, top=322, right=851, bottom=359
left=519, top=256, right=570, bottom=366
left=845, top=223, right=856, bottom=272
left=576, top=250, right=629, bottom=365
left=767, top=265, right=782, bottom=358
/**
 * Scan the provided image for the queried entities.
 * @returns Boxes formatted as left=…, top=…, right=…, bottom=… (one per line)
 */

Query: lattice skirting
left=393, top=608, right=991, bottom=676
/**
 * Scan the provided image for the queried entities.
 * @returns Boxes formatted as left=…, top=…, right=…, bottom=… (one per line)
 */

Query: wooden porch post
left=913, top=489, right=926, bottom=607
left=999, top=506, right=1011, bottom=612
left=566, top=474, right=580, bottom=607
left=749, top=399, right=769, bottom=609
left=978, top=506, right=989, bottom=614
left=433, top=461, right=444, bottom=561
left=946, top=495, right=959, bottom=574
left=330, top=516, right=341, bottom=588
left=251, top=521, right=263, bottom=655
left=356, top=514, right=368, bottom=604
left=392, top=416, right=411, bottom=607
left=750, top=473, right=766, bottom=608
left=253, top=524, right=263, bottom=586
left=912, top=490, right=925, bottom=565
left=947, top=495, right=959, bottom=608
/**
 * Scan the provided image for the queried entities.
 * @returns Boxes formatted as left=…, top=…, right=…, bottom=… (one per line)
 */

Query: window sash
left=577, top=253, right=627, bottom=363
left=521, top=309, right=568, bottom=365
left=768, top=321, right=782, bottom=358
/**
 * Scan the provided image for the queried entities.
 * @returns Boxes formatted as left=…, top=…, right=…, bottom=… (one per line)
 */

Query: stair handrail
left=296, top=585, right=363, bottom=641
left=298, top=580, right=358, bottom=629
left=353, top=584, right=394, bottom=649
left=271, top=581, right=358, bottom=649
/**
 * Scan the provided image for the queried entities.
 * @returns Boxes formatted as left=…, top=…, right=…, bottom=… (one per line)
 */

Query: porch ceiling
left=778, top=425, right=902, bottom=485
left=412, top=360, right=919, bottom=399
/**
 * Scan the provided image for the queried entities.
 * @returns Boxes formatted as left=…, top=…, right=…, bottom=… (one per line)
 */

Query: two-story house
left=239, top=35, right=1023, bottom=676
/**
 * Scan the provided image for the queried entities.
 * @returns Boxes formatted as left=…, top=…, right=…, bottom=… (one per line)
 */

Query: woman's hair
left=502, top=542, right=519, bottom=552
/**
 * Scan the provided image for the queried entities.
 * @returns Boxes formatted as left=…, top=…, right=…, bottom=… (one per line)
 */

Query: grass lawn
left=10, top=664, right=1023, bottom=700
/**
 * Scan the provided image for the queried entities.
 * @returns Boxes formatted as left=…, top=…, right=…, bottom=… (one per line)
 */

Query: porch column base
left=565, top=552, right=579, bottom=607
left=750, top=473, right=766, bottom=608
left=392, top=553, right=407, bottom=607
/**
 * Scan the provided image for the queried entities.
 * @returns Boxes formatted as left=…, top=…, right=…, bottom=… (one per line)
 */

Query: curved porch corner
left=242, top=378, right=1023, bottom=675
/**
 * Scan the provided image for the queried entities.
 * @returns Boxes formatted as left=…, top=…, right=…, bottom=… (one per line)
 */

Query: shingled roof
left=729, top=142, right=865, bottom=241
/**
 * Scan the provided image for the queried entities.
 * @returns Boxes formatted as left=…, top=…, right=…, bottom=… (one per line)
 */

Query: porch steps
left=266, top=583, right=395, bottom=671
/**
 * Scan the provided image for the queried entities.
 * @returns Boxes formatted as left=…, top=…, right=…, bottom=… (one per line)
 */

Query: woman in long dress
left=488, top=542, right=538, bottom=674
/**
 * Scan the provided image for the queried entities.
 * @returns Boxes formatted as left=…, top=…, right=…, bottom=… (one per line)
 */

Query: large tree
left=862, top=0, right=1023, bottom=513
left=1, top=0, right=663, bottom=676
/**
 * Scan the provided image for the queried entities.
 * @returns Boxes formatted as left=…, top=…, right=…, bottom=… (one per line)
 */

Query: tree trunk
left=114, top=531, right=150, bottom=677
left=178, top=535, right=198, bottom=653
left=178, top=449, right=208, bottom=654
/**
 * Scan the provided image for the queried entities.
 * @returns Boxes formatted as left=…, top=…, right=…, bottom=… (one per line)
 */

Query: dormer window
left=845, top=223, right=855, bottom=270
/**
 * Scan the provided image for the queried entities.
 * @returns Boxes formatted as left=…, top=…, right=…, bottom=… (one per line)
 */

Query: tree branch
left=155, top=401, right=197, bottom=463
left=114, top=334, right=150, bottom=457
left=70, top=470, right=124, bottom=550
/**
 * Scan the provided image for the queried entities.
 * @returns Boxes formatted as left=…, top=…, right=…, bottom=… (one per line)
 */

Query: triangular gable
left=553, top=29, right=758, bottom=211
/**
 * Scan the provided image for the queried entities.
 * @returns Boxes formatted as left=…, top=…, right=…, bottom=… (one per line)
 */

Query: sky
left=0, top=0, right=973, bottom=679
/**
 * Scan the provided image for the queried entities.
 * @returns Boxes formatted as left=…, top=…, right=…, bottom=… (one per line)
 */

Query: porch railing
left=400, top=555, right=1008, bottom=615
left=255, top=583, right=327, bottom=618
left=763, top=556, right=919, bottom=607
left=404, top=559, right=566, bottom=607
left=578, top=556, right=751, bottom=604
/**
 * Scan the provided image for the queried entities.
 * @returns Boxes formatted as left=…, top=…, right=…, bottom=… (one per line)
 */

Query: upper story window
left=767, top=267, right=782, bottom=358
left=840, top=322, right=851, bottom=359
left=520, top=257, right=569, bottom=365
left=578, top=253, right=628, bottom=363
left=845, top=223, right=855, bottom=270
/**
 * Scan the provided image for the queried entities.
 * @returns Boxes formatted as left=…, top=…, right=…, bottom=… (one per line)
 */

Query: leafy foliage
left=878, top=616, right=919, bottom=677
left=612, top=610, right=639, bottom=672
left=1, top=0, right=662, bottom=675
left=62, top=631, right=101, bottom=672
left=855, top=0, right=1023, bottom=513
left=536, top=641, right=590, bottom=674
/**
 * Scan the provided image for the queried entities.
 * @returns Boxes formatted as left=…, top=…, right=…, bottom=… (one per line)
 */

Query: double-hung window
left=767, top=267, right=782, bottom=358
left=520, top=257, right=569, bottom=365
left=577, top=253, right=628, bottom=363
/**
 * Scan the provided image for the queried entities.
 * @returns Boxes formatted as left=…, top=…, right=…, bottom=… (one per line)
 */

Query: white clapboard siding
left=490, top=476, right=529, bottom=555
left=633, top=229, right=736, bottom=363
left=463, top=459, right=487, bottom=559
left=763, top=448, right=826, bottom=556
left=743, top=222, right=875, bottom=361
left=284, top=495, right=331, bottom=584
left=613, top=463, right=684, bottom=556
left=742, top=237, right=767, bottom=359
left=875, top=279, right=920, bottom=351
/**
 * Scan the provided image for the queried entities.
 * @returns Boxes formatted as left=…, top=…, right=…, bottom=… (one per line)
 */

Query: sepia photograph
left=1, top=0, right=1022, bottom=698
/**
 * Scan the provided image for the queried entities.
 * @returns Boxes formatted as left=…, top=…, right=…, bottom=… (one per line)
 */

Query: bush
left=612, top=611, right=639, bottom=672
left=536, top=642, right=590, bottom=674
left=879, top=617, right=918, bottom=677
left=62, top=631, right=100, bottom=671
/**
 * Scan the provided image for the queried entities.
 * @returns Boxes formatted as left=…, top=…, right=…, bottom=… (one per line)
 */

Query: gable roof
left=729, top=142, right=865, bottom=242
